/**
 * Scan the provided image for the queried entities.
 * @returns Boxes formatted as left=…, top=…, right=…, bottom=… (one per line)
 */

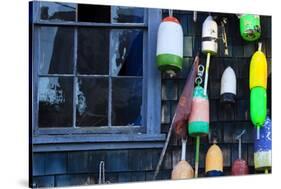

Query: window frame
left=31, top=1, right=164, bottom=151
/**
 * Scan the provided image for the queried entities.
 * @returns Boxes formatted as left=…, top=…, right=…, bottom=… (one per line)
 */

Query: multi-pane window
left=34, top=2, right=147, bottom=133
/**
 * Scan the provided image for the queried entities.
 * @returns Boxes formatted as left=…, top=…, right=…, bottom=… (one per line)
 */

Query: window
left=31, top=1, right=164, bottom=149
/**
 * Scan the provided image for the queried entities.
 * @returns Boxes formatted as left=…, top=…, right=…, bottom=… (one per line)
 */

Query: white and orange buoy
left=156, top=16, right=183, bottom=77
left=220, top=66, right=237, bottom=104
left=205, top=140, right=223, bottom=177
left=171, top=139, right=194, bottom=179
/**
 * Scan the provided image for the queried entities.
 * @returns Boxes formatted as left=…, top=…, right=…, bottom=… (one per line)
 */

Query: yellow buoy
left=249, top=44, right=267, bottom=90
left=205, top=143, right=223, bottom=176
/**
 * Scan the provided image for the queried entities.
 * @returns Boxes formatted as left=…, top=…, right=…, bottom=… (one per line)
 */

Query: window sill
left=32, top=133, right=166, bottom=152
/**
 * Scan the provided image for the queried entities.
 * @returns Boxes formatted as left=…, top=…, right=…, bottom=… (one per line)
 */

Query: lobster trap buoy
left=220, top=66, right=237, bottom=104
left=188, top=85, right=210, bottom=136
left=205, top=142, right=223, bottom=177
left=187, top=65, right=209, bottom=178
left=254, top=116, right=272, bottom=173
left=231, top=130, right=249, bottom=175
left=171, top=139, right=194, bottom=179
left=240, top=14, right=261, bottom=41
left=201, top=16, right=218, bottom=96
left=250, top=87, right=267, bottom=127
left=202, top=16, right=218, bottom=55
left=156, top=16, right=183, bottom=77
left=250, top=43, right=268, bottom=139
left=249, top=44, right=267, bottom=90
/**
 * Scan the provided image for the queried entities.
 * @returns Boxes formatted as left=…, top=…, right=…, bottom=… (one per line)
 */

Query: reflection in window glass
left=78, top=4, right=111, bottom=23
left=40, top=2, right=76, bottom=21
left=111, top=6, right=144, bottom=23
left=77, top=28, right=109, bottom=75
left=39, top=27, right=74, bottom=74
left=110, top=30, right=143, bottom=76
left=112, top=78, right=142, bottom=126
left=76, top=78, right=108, bottom=126
left=38, top=77, right=73, bottom=127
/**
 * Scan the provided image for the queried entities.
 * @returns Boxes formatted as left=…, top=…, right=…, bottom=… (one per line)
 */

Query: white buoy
left=220, top=66, right=237, bottom=104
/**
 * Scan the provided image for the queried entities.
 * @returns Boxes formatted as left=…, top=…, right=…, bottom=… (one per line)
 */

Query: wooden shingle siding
left=31, top=10, right=271, bottom=187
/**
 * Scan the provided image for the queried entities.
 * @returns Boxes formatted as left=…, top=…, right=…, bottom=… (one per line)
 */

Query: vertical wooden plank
left=105, top=150, right=129, bottom=172
left=32, top=176, right=55, bottom=188
left=67, top=151, right=89, bottom=173
left=44, top=153, right=67, bottom=175
left=145, top=9, right=162, bottom=134
left=128, top=149, right=153, bottom=171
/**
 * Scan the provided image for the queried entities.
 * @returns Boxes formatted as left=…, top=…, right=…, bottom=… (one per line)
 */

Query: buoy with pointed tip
left=231, top=130, right=249, bottom=175
left=240, top=14, right=261, bottom=41
left=250, top=43, right=268, bottom=139
left=171, top=139, right=194, bottom=179
left=254, top=116, right=272, bottom=173
left=205, top=140, right=223, bottom=177
left=202, top=16, right=218, bottom=96
left=220, top=66, right=237, bottom=104
left=156, top=16, right=183, bottom=77
left=202, top=16, right=218, bottom=55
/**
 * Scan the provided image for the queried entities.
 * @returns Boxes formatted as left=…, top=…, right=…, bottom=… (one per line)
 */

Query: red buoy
left=231, top=130, right=249, bottom=175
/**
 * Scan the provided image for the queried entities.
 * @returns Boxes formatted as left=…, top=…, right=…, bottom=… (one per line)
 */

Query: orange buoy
left=171, top=139, right=194, bottom=179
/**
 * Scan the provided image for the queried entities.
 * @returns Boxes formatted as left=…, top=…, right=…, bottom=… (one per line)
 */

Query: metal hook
left=195, top=77, right=203, bottom=85
left=235, top=130, right=246, bottom=159
left=98, top=161, right=105, bottom=184
left=197, top=65, right=205, bottom=77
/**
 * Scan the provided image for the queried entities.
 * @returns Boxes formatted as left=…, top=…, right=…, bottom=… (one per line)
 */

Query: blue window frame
left=30, top=1, right=165, bottom=151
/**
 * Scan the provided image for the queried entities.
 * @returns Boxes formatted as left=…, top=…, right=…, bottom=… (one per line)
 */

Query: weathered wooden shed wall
left=31, top=11, right=271, bottom=187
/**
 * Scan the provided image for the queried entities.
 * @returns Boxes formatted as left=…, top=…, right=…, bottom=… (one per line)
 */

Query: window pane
left=78, top=4, right=111, bottom=23
left=111, top=30, right=143, bottom=76
left=39, top=27, right=74, bottom=74
left=77, top=28, right=109, bottom=75
left=111, top=6, right=144, bottom=23
left=112, top=78, right=142, bottom=126
left=38, top=77, right=73, bottom=127
left=76, top=78, right=108, bottom=126
left=40, top=2, right=76, bottom=22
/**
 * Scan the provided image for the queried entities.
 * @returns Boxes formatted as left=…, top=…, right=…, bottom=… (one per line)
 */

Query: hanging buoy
left=202, top=16, right=218, bottom=55
left=254, top=116, right=272, bottom=173
left=205, top=142, right=223, bottom=177
left=250, top=43, right=267, bottom=139
left=171, top=139, right=194, bottom=179
left=231, top=130, right=249, bottom=175
left=156, top=16, right=183, bottom=77
left=249, top=44, right=267, bottom=89
left=188, top=85, right=210, bottom=137
left=220, top=66, right=237, bottom=104
left=188, top=65, right=209, bottom=178
left=202, top=16, right=218, bottom=96
left=240, top=14, right=261, bottom=41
